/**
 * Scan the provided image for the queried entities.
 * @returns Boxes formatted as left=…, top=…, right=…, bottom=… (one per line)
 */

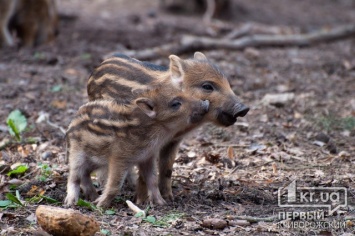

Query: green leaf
left=6, top=192, right=23, bottom=206
left=105, top=209, right=116, bottom=215
left=144, top=216, right=156, bottom=223
left=152, top=212, right=184, bottom=227
left=51, top=85, right=62, bottom=92
left=33, top=52, right=45, bottom=59
left=16, top=190, right=21, bottom=202
left=77, top=198, right=97, bottom=211
left=134, top=211, right=145, bottom=218
left=7, top=110, right=27, bottom=141
left=100, top=229, right=111, bottom=235
left=7, top=165, right=29, bottom=177
left=26, top=196, right=42, bottom=203
left=7, top=119, right=20, bottom=140
left=81, top=53, right=91, bottom=60
left=41, top=195, right=59, bottom=204
left=0, top=200, right=12, bottom=207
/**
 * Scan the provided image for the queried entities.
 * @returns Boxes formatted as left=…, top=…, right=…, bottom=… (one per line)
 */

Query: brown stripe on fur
left=94, top=117, right=140, bottom=129
left=87, top=122, right=111, bottom=136
left=79, top=101, right=132, bottom=120
left=97, top=79, right=135, bottom=104
left=95, top=73, right=148, bottom=90
left=98, top=58, right=154, bottom=84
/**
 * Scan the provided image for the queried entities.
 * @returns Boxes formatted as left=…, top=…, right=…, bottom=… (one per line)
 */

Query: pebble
left=41, top=151, right=53, bottom=160
left=261, top=93, right=295, bottom=107
left=314, top=132, right=330, bottom=143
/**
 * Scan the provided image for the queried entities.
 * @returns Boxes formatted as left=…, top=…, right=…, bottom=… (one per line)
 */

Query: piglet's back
left=87, top=54, right=169, bottom=103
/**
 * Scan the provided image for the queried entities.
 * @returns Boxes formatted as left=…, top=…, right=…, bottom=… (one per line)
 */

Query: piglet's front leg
left=95, top=161, right=128, bottom=208
left=158, top=140, right=181, bottom=202
left=138, top=156, right=166, bottom=206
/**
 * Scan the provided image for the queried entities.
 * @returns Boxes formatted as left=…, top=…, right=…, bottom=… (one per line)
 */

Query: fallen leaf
left=26, top=185, right=46, bottom=197
left=205, top=153, right=221, bottom=164
left=26, top=213, right=37, bottom=223
left=227, top=146, right=234, bottom=159
left=51, top=100, right=67, bottom=109
left=272, top=163, right=277, bottom=174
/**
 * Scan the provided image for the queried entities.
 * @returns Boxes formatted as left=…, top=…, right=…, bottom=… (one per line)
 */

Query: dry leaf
left=272, top=163, right=277, bottom=174
left=51, top=100, right=67, bottom=109
left=27, top=185, right=46, bottom=197
left=227, top=146, right=234, bottom=159
left=205, top=153, right=221, bottom=164
left=17, top=146, right=30, bottom=158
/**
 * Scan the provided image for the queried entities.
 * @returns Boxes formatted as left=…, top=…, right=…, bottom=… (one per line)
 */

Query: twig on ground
left=280, top=164, right=331, bottom=171
left=235, top=215, right=279, bottom=223
left=21, top=168, right=40, bottom=180
left=105, top=24, right=355, bottom=60
left=224, top=23, right=298, bottom=39
left=126, top=200, right=146, bottom=218
left=174, top=175, right=193, bottom=183
left=46, top=120, right=66, bottom=135
left=0, top=138, right=40, bottom=150
left=229, top=161, right=274, bottom=175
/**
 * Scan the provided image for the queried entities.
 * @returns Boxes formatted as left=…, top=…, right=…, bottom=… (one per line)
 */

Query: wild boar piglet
left=65, top=86, right=209, bottom=208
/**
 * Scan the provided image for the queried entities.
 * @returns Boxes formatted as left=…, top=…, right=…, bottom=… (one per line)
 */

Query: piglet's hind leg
left=65, top=150, right=86, bottom=206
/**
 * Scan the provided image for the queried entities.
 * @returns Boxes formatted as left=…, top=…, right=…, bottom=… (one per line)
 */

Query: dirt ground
left=0, top=0, right=355, bottom=235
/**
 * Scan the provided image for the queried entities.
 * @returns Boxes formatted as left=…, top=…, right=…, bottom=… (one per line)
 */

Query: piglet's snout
left=233, top=103, right=249, bottom=118
left=190, top=100, right=209, bottom=123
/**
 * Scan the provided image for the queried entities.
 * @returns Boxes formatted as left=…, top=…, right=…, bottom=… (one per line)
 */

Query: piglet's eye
left=170, top=100, right=182, bottom=110
left=202, top=83, right=214, bottom=92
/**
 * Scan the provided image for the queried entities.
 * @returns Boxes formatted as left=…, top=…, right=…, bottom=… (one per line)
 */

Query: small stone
left=244, top=47, right=260, bottom=59
left=261, top=93, right=295, bottom=107
left=235, top=122, right=249, bottom=132
left=147, top=9, right=157, bottom=18
left=312, top=140, right=326, bottom=147
left=314, top=132, right=330, bottom=143
left=41, top=151, right=53, bottom=160
left=187, top=151, right=196, bottom=158
left=259, top=114, right=268, bottom=122
left=326, top=142, right=337, bottom=154
left=338, top=151, right=350, bottom=158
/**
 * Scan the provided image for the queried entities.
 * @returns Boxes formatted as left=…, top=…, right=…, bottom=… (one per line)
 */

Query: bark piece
left=36, top=205, right=100, bottom=236
left=201, top=218, right=228, bottom=229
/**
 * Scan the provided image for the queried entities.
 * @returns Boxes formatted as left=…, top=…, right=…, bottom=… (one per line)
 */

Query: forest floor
left=0, top=0, right=355, bottom=235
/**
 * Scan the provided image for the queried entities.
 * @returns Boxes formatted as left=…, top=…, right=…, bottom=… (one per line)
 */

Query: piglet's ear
left=135, top=98, right=156, bottom=118
left=194, top=52, right=207, bottom=61
left=169, top=55, right=184, bottom=88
